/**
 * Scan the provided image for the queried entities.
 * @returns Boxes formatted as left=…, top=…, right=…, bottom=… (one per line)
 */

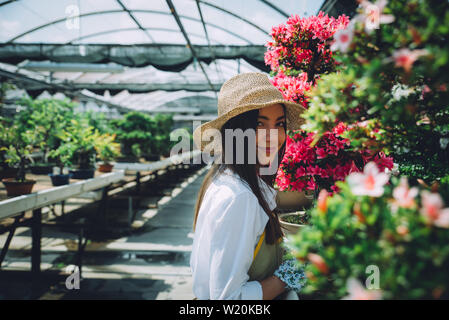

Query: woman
left=190, top=73, right=306, bottom=300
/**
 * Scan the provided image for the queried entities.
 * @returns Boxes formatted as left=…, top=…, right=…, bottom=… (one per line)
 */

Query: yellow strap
left=253, top=230, right=265, bottom=260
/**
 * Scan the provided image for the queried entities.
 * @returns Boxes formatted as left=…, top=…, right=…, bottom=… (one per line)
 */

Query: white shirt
left=190, top=167, right=278, bottom=300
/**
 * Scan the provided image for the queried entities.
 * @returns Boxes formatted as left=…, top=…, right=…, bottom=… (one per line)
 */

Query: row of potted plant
left=0, top=96, right=180, bottom=197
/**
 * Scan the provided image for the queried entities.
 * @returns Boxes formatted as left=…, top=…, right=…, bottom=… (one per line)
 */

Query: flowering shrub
left=276, top=127, right=393, bottom=194
left=265, top=12, right=349, bottom=84
left=301, top=0, right=449, bottom=183
left=266, top=10, right=393, bottom=193
left=287, top=162, right=449, bottom=299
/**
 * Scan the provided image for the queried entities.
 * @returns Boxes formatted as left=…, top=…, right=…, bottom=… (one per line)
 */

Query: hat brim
left=193, top=99, right=306, bottom=154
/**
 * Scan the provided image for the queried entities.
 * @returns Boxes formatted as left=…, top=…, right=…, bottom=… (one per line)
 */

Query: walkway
left=0, top=165, right=209, bottom=300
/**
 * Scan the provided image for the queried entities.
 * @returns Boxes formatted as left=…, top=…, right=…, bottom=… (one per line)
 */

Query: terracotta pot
left=98, top=163, right=114, bottom=173
left=279, top=211, right=307, bottom=236
left=276, top=189, right=314, bottom=210
left=2, top=178, right=36, bottom=197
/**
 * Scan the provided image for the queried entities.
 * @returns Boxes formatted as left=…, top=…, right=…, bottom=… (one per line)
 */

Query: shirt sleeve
left=208, top=191, right=267, bottom=300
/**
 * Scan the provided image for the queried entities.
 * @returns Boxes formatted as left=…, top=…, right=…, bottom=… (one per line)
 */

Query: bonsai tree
left=58, top=118, right=101, bottom=170
left=95, top=133, right=121, bottom=166
left=0, top=122, right=38, bottom=182
left=48, top=141, right=76, bottom=176
left=111, top=111, right=157, bottom=161
left=16, top=98, right=74, bottom=165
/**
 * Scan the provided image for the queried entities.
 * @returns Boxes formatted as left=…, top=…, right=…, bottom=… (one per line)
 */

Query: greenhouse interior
left=0, top=0, right=448, bottom=302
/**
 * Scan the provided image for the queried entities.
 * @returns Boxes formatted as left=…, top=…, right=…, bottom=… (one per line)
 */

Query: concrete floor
left=0, top=166, right=209, bottom=300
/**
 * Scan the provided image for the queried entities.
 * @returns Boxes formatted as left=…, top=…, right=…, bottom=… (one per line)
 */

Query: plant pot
left=276, top=189, right=314, bottom=210
left=0, top=166, right=19, bottom=180
left=98, top=163, right=114, bottom=173
left=69, top=168, right=95, bottom=180
left=49, top=173, right=72, bottom=186
left=30, top=163, right=56, bottom=175
left=279, top=211, right=307, bottom=236
left=2, top=178, right=36, bottom=197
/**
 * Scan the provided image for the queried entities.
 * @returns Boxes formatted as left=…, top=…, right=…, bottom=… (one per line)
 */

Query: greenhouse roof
left=0, top=0, right=354, bottom=112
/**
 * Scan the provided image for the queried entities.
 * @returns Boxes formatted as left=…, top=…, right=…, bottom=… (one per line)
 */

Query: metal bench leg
left=0, top=213, right=25, bottom=268
left=31, top=208, right=42, bottom=275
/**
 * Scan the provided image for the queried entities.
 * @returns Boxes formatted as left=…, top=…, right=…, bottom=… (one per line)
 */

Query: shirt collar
left=222, top=168, right=278, bottom=210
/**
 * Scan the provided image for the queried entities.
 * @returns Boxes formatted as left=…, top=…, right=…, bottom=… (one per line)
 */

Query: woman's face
left=255, top=103, right=286, bottom=167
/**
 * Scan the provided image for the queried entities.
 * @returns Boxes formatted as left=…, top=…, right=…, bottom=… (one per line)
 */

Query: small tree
left=0, top=123, right=38, bottom=182
left=16, top=98, right=74, bottom=164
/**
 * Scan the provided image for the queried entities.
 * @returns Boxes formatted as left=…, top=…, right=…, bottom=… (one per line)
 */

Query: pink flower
left=390, top=48, right=428, bottom=73
left=347, top=162, right=389, bottom=197
left=342, top=278, right=382, bottom=300
left=420, top=191, right=449, bottom=228
left=356, top=0, right=395, bottom=33
left=330, top=22, right=354, bottom=53
left=391, top=177, right=419, bottom=212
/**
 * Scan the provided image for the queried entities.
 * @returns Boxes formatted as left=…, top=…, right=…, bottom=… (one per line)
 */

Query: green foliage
left=57, top=117, right=102, bottom=169
left=0, top=121, right=39, bottom=181
left=15, top=98, right=74, bottom=163
left=289, top=176, right=449, bottom=299
left=95, top=133, right=121, bottom=164
left=111, top=111, right=174, bottom=159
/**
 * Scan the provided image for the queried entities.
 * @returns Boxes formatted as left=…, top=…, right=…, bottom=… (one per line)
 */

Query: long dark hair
left=193, top=105, right=287, bottom=244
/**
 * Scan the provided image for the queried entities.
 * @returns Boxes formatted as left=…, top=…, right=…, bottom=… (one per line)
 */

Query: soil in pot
left=2, top=179, right=36, bottom=196
left=279, top=211, right=310, bottom=236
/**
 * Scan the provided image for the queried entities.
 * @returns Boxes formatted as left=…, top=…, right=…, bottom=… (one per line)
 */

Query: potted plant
left=59, top=118, right=101, bottom=179
left=111, top=111, right=156, bottom=162
left=47, top=141, right=76, bottom=186
left=0, top=123, right=38, bottom=196
left=278, top=209, right=311, bottom=236
left=95, top=133, right=121, bottom=173
left=0, top=117, right=19, bottom=180
left=16, top=98, right=74, bottom=174
left=289, top=162, right=449, bottom=299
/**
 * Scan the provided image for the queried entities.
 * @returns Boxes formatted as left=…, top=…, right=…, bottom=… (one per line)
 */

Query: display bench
left=0, top=150, right=203, bottom=280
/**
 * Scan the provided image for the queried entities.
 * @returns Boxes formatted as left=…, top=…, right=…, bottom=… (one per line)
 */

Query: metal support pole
left=136, top=171, right=141, bottom=195
left=31, top=208, right=42, bottom=275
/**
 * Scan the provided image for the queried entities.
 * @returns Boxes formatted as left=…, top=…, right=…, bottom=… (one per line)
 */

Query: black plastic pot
left=49, top=173, right=72, bottom=186
left=69, top=169, right=95, bottom=180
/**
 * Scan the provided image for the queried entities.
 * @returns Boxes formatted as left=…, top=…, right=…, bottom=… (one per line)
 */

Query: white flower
left=342, top=278, right=382, bottom=300
left=347, top=162, right=389, bottom=197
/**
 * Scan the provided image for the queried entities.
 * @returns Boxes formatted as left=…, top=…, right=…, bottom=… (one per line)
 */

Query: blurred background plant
left=288, top=161, right=449, bottom=299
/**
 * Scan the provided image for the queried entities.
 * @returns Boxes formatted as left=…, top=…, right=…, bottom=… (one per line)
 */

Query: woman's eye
left=257, top=121, right=264, bottom=127
left=277, top=122, right=286, bottom=127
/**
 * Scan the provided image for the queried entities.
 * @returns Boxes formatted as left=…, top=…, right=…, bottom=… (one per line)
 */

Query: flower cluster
left=275, top=128, right=393, bottom=194
left=270, top=71, right=312, bottom=108
left=265, top=11, right=349, bottom=86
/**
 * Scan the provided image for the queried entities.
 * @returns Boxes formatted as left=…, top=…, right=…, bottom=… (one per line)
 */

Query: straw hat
left=193, top=72, right=307, bottom=154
